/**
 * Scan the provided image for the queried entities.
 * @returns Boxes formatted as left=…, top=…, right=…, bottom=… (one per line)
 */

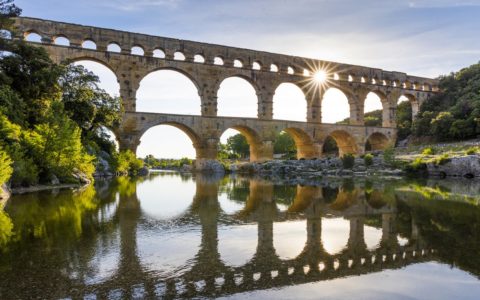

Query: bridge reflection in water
left=53, top=173, right=433, bottom=299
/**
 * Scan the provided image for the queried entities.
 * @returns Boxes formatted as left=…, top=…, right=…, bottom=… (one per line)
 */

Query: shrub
left=422, top=147, right=435, bottom=155
left=383, top=147, right=396, bottom=165
left=435, top=153, right=451, bottom=165
left=112, top=150, right=144, bottom=175
left=10, top=157, right=39, bottom=187
left=0, top=149, right=12, bottom=185
left=466, top=147, right=478, bottom=155
left=364, top=153, right=374, bottom=167
left=341, top=153, right=355, bottom=169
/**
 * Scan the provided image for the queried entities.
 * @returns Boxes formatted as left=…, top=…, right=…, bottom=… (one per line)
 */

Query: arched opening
left=137, top=124, right=198, bottom=159
left=24, top=31, right=42, bottom=43
left=333, top=73, right=340, bottom=80
left=252, top=61, right=261, bottom=70
left=348, top=75, right=353, bottom=82
left=322, top=136, right=339, bottom=156
left=153, top=48, right=165, bottom=58
left=303, top=69, right=310, bottom=76
left=218, top=223, right=257, bottom=267
left=72, top=60, right=120, bottom=96
left=217, top=76, right=258, bottom=118
left=321, top=88, right=350, bottom=124
left=53, top=36, right=70, bottom=46
left=193, top=54, right=205, bottom=63
left=233, top=59, right=243, bottom=68
left=273, top=83, right=307, bottom=121
left=287, top=66, right=294, bottom=74
left=322, top=218, right=350, bottom=255
left=131, top=46, right=144, bottom=56
left=281, top=128, right=317, bottom=159
left=214, top=56, right=224, bottom=65
left=270, top=64, right=278, bottom=72
left=173, top=51, right=185, bottom=61
left=273, top=130, right=297, bottom=160
left=365, top=132, right=389, bottom=151
left=82, top=39, right=97, bottom=50
left=323, top=130, right=358, bottom=156
left=396, top=95, right=413, bottom=140
left=107, top=43, right=121, bottom=53
left=274, top=220, right=307, bottom=259
left=219, top=126, right=262, bottom=162
left=136, top=69, right=200, bottom=115
left=363, top=92, right=384, bottom=127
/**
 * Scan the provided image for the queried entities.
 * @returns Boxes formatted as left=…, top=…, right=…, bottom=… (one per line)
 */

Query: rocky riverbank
left=229, top=156, right=404, bottom=179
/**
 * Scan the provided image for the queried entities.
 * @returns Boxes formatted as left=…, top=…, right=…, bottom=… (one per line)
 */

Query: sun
left=314, top=70, right=328, bottom=83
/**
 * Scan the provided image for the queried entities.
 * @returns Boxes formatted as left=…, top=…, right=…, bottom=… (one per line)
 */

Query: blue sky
left=17, top=0, right=480, bottom=158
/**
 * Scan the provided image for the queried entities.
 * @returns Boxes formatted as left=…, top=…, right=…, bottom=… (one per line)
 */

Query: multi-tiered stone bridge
left=10, top=17, right=439, bottom=169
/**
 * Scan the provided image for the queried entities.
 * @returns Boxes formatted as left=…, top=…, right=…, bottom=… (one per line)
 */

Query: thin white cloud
left=408, top=0, right=480, bottom=8
left=101, top=0, right=182, bottom=11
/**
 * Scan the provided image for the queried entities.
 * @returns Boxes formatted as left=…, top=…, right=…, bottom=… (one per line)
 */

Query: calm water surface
left=1, top=172, right=479, bottom=299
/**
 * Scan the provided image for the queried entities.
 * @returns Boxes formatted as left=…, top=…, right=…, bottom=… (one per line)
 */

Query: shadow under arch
left=323, top=130, right=359, bottom=156
left=282, top=127, right=319, bottom=159
left=366, top=132, right=390, bottom=151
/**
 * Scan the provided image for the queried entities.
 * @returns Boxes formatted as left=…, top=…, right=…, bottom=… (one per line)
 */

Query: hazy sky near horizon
left=17, top=0, right=480, bottom=158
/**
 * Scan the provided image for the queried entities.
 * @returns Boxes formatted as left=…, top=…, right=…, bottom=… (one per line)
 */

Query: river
left=1, top=172, right=479, bottom=299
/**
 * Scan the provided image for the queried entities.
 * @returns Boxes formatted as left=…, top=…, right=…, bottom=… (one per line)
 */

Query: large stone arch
left=365, top=132, right=391, bottom=151
left=320, top=86, right=357, bottom=124
left=272, top=82, right=308, bottom=122
left=282, top=127, right=320, bottom=159
left=136, top=67, right=202, bottom=115
left=362, top=90, right=392, bottom=127
left=399, top=93, right=419, bottom=119
left=216, top=75, right=260, bottom=118
left=219, top=124, right=271, bottom=162
left=135, top=121, right=203, bottom=159
left=323, top=129, right=359, bottom=156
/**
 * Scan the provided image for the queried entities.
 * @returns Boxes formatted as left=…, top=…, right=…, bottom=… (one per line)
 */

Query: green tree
left=226, top=134, right=249, bottom=158
left=0, top=148, right=12, bottom=185
left=274, top=132, right=296, bottom=157
left=430, top=111, right=454, bottom=141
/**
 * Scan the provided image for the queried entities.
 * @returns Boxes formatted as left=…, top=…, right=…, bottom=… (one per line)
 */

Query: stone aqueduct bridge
left=13, top=17, right=439, bottom=167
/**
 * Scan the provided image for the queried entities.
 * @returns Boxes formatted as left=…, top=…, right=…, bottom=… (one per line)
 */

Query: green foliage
left=434, top=153, right=451, bottom=166
left=0, top=148, right=12, bottom=185
left=143, top=155, right=193, bottom=169
left=383, top=147, right=396, bottom=165
left=226, top=134, right=249, bottom=159
left=341, top=153, right=355, bottom=169
left=59, top=64, right=123, bottom=134
left=113, top=150, right=144, bottom=175
left=363, top=153, right=373, bottom=167
left=0, top=19, right=123, bottom=186
left=396, top=101, right=413, bottom=140
left=466, top=147, right=479, bottom=155
left=0, top=0, right=21, bottom=49
left=323, top=136, right=339, bottom=155
left=274, top=131, right=296, bottom=157
left=422, top=147, right=436, bottom=155
left=413, top=61, right=480, bottom=141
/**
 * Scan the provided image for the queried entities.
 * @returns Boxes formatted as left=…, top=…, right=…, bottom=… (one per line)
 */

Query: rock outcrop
left=427, top=155, right=480, bottom=178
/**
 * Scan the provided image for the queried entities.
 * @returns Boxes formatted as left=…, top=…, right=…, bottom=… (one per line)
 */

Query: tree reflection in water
left=0, top=173, right=479, bottom=299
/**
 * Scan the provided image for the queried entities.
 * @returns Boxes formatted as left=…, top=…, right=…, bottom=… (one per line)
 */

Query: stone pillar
left=348, top=87, right=370, bottom=126
left=258, top=88, right=274, bottom=120
left=250, top=140, right=274, bottom=162
left=200, top=86, right=218, bottom=117
left=347, top=216, right=367, bottom=251
left=194, top=138, right=223, bottom=172
left=306, top=91, right=322, bottom=123
left=118, top=69, right=141, bottom=112
left=296, top=142, right=322, bottom=159
left=117, top=132, right=141, bottom=153
left=383, top=95, right=397, bottom=128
